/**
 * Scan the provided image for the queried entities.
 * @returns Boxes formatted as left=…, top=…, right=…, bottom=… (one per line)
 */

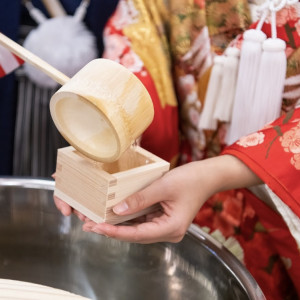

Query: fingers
left=113, top=178, right=169, bottom=216
left=53, top=195, right=72, bottom=216
left=73, top=209, right=87, bottom=222
left=83, top=218, right=185, bottom=244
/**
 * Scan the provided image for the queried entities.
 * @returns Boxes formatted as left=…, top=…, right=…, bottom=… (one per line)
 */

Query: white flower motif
left=210, top=229, right=244, bottom=262
left=237, top=132, right=265, bottom=148
left=120, top=51, right=144, bottom=73
left=111, top=0, right=139, bottom=30
left=103, top=34, right=130, bottom=62
left=188, top=106, right=200, bottom=127
left=280, top=122, right=300, bottom=154
left=186, top=91, right=198, bottom=104
left=178, top=74, right=196, bottom=95
left=291, top=153, right=300, bottom=170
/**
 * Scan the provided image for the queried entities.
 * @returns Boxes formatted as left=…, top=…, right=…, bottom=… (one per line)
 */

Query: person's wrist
left=189, top=154, right=261, bottom=201
left=205, top=154, right=262, bottom=193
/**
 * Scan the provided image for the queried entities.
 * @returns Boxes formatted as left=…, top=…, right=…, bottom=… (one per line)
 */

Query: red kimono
left=103, top=1, right=300, bottom=299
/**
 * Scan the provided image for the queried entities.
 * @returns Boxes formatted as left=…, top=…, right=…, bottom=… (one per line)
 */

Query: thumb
left=113, top=178, right=165, bottom=216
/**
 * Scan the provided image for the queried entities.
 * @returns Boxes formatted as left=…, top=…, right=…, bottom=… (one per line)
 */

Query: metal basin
left=0, top=178, right=265, bottom=300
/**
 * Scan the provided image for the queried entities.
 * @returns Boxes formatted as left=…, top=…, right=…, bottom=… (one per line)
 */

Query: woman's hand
left=82, top=155, right=261, bottom=244
left=83, top=163, right=208, bottom=243
left=53, top=195, right=89, bottom=222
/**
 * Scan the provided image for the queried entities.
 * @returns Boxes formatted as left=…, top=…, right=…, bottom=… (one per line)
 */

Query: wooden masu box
left=54, top=146, right=170, bottom=224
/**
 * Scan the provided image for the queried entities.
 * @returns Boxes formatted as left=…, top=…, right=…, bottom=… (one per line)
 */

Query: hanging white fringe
left=248, top=5, right=287, bottom=133
left=213, top=47, right=240, bottom=122
left=251, top=38, right=286, bottom=131
left=198, top=55, right=225, bottom=130
left=226, top=10, right=268, bottom=145
left=23, top=0, right=97, bottom=88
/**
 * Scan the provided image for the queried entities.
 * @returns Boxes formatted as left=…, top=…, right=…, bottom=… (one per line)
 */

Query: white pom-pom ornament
left=23, top=1, right=97, bottom=88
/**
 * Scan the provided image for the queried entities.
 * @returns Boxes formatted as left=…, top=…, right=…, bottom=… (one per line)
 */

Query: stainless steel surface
left=0, top=178, right=265, bottom=300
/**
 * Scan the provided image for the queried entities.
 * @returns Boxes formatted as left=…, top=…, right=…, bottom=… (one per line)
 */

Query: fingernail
left=113, top=201, right=129, bottom=214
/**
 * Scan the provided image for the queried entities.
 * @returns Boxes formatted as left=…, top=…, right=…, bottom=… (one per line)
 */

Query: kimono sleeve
left=222, top=108, right=300, bottom=218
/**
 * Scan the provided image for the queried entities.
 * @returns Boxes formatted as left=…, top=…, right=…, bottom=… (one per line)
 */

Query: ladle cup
left=0, top=33, right=154, bottom=162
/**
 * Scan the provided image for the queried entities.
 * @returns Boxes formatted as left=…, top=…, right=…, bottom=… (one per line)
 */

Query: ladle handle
left=0, top=32, right=69, bottom=85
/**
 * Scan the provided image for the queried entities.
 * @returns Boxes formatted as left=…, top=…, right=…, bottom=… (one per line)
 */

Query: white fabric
left=265, top=184, right=300, bottom=249
left=0, top=44, right=21, bottom=74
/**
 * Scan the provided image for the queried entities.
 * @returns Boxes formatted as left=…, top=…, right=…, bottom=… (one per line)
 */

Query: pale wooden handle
left=41, top=0, right=66, bottom=17
left=0, top=32, right=69, bottom=85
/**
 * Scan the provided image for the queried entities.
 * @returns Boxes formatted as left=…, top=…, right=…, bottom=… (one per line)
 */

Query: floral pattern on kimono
left=103, top=1, right=300, bottom=299
left=195, top=108, right=300, bottom=299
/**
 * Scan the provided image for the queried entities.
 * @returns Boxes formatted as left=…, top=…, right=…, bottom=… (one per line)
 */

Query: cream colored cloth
left=0, top=279, right=91, bottom=300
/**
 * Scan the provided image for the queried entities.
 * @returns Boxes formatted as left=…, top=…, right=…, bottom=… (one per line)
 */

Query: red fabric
left=136, top=69, right=179, bottom=162
left=0, top=42, right=23, bottom=77
left=223, top=108, right=300, bottom=218
left=102, top=14, right=179, bottom=164
left=0, top=65, right=5, bottom=77
left=13, top=53, right=24, bottom=65
left=219, top=108, right=300, bottom=298
left=194, top=188, right=299, bottom=300
left=104, top=3, right=300, bottom=298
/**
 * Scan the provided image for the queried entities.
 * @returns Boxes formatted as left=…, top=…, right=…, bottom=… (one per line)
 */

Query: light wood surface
left=0, top=279, right=90, bottom=299
left=41, top=0, right=67, bottom=17
left=0, top=34, right=154, bottom=163
left=50, top=59, right=154, bottom=162
left=55, top=146, right=170, bottom=224
left=0, top=33, right=69, bottom=85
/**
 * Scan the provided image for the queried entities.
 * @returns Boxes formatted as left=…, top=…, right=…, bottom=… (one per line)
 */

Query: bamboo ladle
left=0, top=33, right=154, bottom=162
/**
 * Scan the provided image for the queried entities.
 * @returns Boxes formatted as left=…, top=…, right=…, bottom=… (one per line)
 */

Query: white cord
left=23, top=0, right=47, bottom=24
left=74, top=0, right=90, bottom=22
left=271, top=5, right=277, bottom=39
left=269, top=0, right=287, bottom=12
left=256, top=8, right=269, bottom=30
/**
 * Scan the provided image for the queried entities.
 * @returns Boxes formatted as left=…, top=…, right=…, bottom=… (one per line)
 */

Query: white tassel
left=250, top=37, right=286, bottom=131
left=198, top=55, right=225, bottom=130
left=226, top=28, right=266, bottom=144
left=213, top=47, right=240, bottom=122
left=246, top=5, right=286, bottom=133
left=226, top=7, right=268, bottom=144
left=74, top=0, right=90, bottom=22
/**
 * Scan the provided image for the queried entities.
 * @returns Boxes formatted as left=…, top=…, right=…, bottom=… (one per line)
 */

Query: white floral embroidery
left=278, top=121, right=300, bottom=171
left=290, top=153, right=300, bottom=170
left=280, top=121, right=300, bottom=154
left=237, top=132, right=265, bottom=148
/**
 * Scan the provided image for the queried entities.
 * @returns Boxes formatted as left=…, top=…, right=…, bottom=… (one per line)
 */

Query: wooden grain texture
left=50, top=59, right=154, bottom=163
left=0, top=279, right=90, bottom=299
left=55, top=146, right=170, bottom=224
